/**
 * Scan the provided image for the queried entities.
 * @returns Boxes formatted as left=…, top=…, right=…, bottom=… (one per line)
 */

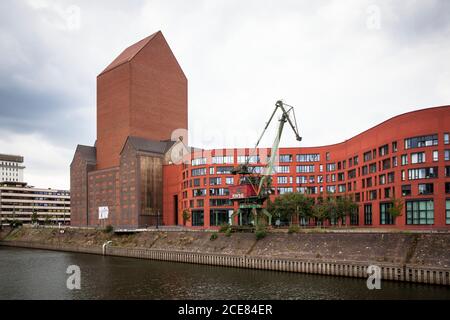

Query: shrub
left=210, top=232, right=218, bottom=241
left=219, top=223, right=230, bottom=233
left=288, top=225, right=300, bottom=234
left=225, top=228, right=232, bottom=237
left=9, top=220, right=23, bottom=229
left=104, top=225, right=114, bottom=233
left=255, top=229, right=267, bottom=240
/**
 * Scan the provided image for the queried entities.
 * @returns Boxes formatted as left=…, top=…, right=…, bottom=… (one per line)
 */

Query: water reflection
left=0, top=247, right=449, bottom=300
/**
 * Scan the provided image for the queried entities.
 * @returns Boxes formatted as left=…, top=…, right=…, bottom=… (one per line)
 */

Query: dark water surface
left=0, top=246, right=449, bottom=300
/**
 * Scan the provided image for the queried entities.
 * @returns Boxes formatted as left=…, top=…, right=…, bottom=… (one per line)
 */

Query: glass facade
left=192, top=210, right=204, bottom=226
left=406, top=200, right=434, bottom=225
left=380, top=203, right=394, bottom=225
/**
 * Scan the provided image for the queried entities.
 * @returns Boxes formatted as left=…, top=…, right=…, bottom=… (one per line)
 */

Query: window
left=406, top=200, right=434, bottom=225
left=192, top=210, right=204, bottom=226
left=326, top=152, right=330, bottom=161
left=379, top=174, right=386, bottom=185
left=382, top=159, right=391, bottom=170
left=192, top=168, right=207, bottom=176
left=445, top=133, right=449, bottom=145
left=387, top=172, right=395, bottom=184
left=379, top=144, right=389, bottom=157
left=279, top=154, right=292, bottom=163
left=338, top=184, right=346, bottom=193
left=237, top=155, right=259, bottom=164
left=276, top=166, right=290, bottom=173
left=209, top=198, right=232, bottom=207
left=319, top=165, right=323, bottom=172
left=369, top=163, right=377, bottom=174
left=418, top=183, right=434, bottom=195
left=411, top=152, right=426, bottom=164
left=209, top=188, right=229, bottom=196
left=225, top=177, right=234, bottom=185
left=209, top=177, right=221, bottom=185
left=445, top=150, right=450, bottom=161
left=348, top=169, right=356, bottom=179
left=216, top=167, right=233, bottom=174
left=326, top=185, right=336, bottom=194
left=408, top=167, right=438, bottom=180
left=350, top=207, right=359, bottom=226
left=362, top=166, right=368, bottom=175
left=212, top=156, right=234, bottom=164
left=446, top=200, right=450, bottom=224
left=210, top=209, right=230, bottom=226
left=277, top=187, right=293, bottom=194
left=354, top=156, right=359, bottom=166
left=433, top=151, right=439, bottom=162
left=369, top=190, right=377, bottom=200
left=296, top=176, right=307, bottom=184
left=404, top=134, right=438, bottom=149
left=384, top=187, right=392, bottom=199
left=364, top=204, right=372, bottom=225
left=392, top=141, right=398, bottom=152
left=447, top=166, right=450, bottom=177
left=296, top=165, right=315, bottom=173
left=326, top=163, right=336, bottom=172
left=380, top=203, right=394, bottom=225
left=209, top=167, right=215, bottom=175
left=393, top=156, right=398, bottom=167
left=277, top=176, right=288, bottom=184
left=296, top=154, right=320, bottom=162
left=401, top=154, right=408, bottom=165
left=191, top=158, right=206, bottom=166
left=402, top=185, right=411, bottom=197
left=446, top=182, right=450, bottom=194
left=193, top=189, right=207, bottom=197
left=363, top=151, right=372, bottom=162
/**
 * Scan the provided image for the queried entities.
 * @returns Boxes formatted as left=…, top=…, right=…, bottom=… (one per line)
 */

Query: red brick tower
left=96, top=31, right=188, bottom=170
left=71, top=31, right=187, bottom=228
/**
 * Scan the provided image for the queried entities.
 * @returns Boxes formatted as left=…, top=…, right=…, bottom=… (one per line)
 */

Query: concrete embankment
left=1, top=227, right=449, bottom=286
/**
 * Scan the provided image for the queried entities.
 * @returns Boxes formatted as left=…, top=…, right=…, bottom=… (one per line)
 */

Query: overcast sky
left=0, top=0, right=449, bottom=190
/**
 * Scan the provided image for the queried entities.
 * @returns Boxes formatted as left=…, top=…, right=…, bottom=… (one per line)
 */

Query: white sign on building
left=98, top=206, right=109, bottom=220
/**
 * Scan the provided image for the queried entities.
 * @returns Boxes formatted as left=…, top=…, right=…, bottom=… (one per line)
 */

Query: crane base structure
left=230, top=203, right=272, bottom=228
left=228, top=100, right=302, bottom=229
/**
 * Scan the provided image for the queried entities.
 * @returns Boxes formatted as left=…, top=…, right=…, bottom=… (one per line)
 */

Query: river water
left=0, top=247, right=449, bottom=300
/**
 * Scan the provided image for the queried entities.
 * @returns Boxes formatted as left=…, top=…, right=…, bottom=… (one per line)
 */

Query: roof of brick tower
left=99, top=31, right=160, bottom=76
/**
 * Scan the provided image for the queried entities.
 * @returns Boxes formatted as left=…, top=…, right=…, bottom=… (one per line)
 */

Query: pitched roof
left=123, top=136, right=176, bottom=155
left=75, top=145, right=96, bottom=163
left=99, top=31, right=160, bottom=76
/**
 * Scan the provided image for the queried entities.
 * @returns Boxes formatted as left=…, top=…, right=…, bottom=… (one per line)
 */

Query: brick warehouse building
left=71, top=31, right=450, bottom=230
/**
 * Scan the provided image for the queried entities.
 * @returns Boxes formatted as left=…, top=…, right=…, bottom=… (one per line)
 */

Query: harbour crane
left=229, top=100, right=302, bottom=228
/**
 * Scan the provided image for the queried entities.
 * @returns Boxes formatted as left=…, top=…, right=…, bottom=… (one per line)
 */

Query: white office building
left=0, top=154, right=25, bottom=183
left=0, top=182, right=70, bottom=225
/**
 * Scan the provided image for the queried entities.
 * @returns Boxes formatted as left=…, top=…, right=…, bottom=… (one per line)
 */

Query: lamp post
left=156, top=210, right=160, bottom=229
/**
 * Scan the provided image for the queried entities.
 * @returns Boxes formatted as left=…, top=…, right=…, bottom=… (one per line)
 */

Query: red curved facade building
left=71, top=32, right=450, bottom=231
left=163, top=106, right=450, bottom=230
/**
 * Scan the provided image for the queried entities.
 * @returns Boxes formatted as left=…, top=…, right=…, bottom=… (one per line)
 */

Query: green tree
left=31, top=210, right=38, bottom=225
left=335, top=195, right=358, bottom=226
left=312, top=197, right=330, bottom=227
left=268, top=192, right=314, bottom=226
left=388, top=197, right=404, bottom=222
left=182, top=209, right=191, bottom=226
